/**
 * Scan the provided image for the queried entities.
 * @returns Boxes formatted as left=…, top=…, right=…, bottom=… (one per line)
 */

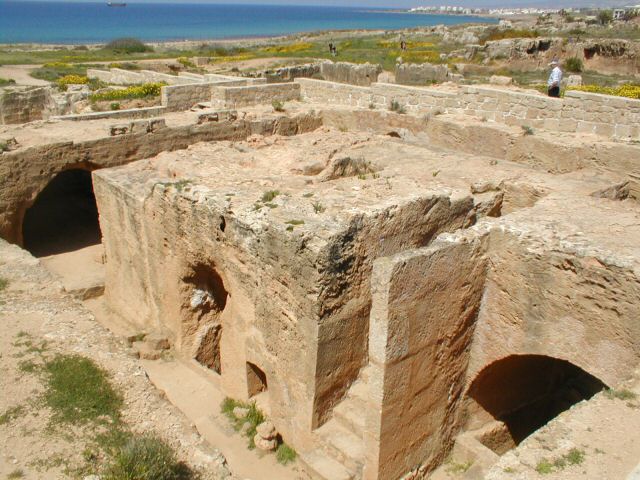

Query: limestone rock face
left=253, top=435, right=278, bottom=451
left=256, top=420, right=277, bottom=440
left=489, top=75, right=513, bottom=86
left=565, top=74, right=583, bottom=87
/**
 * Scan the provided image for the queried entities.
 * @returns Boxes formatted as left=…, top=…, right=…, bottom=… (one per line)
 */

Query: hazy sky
left=8, top=0, right=625, bottom=6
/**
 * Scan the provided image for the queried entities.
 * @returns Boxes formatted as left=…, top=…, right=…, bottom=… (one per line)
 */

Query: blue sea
left=0, top=1, right=495, bottom=44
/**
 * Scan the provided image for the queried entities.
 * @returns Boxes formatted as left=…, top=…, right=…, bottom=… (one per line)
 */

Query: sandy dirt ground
left=0, top=65, right=49, bottom=86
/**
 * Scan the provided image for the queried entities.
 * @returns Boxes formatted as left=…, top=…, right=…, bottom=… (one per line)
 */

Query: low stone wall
left=139, top=70, right=196, bottom=85
left=296, top=78, right=640, bottom=140
left=0, top=87, right=51, bottom=124
left=51, top=106, right=167, bottom=122
left=161, top=80, right=248, bottom=111
left=395, top=63, right=452, bottom=86
left=319, top=61, right=382, bottom=86
left=295, top=78, right=374, bottom=108
left=266, top=63, right=321, bottom=83
left=87, top=68, right=196, bottom=86
left=211, top=82, right=301, bottom=109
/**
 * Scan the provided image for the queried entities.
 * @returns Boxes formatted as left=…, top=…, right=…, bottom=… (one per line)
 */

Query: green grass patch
left=0, top=277, right=8, bottom=291
left=30, top=62, right=95, bottom=82
left=43, top=354, right=123, bottom=426
left=220, top=397, right=265, bottom=449
left=102, top=434, right=193, bottom=480
left=276, top=443, right=297, bottom=465
left=0, top=405, right=25, bottom=425
left=536, top=459, right=553, bottom=474
left=536, top=449, right=585, bottom=475
left=7, top=469, right=25, bottom=479
left=605, top=388, right=637, bottom=400
left=0, top=77, right=16, bottom=87
left=285, top=220, right=305, bottom=226
left=89, top=82, right=164, bottom=102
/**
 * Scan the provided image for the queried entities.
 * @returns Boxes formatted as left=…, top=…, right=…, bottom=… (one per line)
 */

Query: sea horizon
left=0, top=1, right=496, bottom=44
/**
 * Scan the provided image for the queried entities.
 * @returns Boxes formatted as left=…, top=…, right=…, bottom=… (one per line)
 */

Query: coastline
left=0, top=22, right=495, bottom=50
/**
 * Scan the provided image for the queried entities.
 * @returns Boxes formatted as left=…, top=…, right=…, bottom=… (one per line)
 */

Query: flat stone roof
left=95, top=127, right=640, bottom=264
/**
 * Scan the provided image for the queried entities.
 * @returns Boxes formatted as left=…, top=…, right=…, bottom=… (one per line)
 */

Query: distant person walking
left=547, top=59, right=563, bottom=98
left=400, top=40, right=407, bottom=51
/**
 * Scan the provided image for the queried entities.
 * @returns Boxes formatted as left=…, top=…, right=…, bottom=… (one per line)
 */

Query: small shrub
left=110, top=102, right=121, bottom=111
left=389, top=100, right=406, bottom=114
left=272, top=100, right=285, bottom=112
left=220, top=398, right=265, bottom=449
left=564, top=57, right=583, bottom=73
left=312, top=201, right=325, bottom=213
left=521, top=125, right=534, bottom=136
left=0, top=77, right=16, bottom=87
left=261, top=190, right=280, bottom=202
left=102, top=434, right=193, bottom=480
left=0, top=277, right=8, bottom=290
left=536, top=459, right=553, bottom=474
left=565, top=448, right=585, bottom=465
left=105, top=37, right=153, bottom=54
left=7, top=469, right=24, bottom=479
left=368, top=102, right=376, bottom=109
left=276, top=443, right=297, bottom=465
left=285, top=220, right=304, bottom=226
left=177, top=56, right=196, bottom=69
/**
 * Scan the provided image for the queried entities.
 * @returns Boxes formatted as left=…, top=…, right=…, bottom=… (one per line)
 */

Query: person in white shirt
left=547, top=60, right=563, bottom=98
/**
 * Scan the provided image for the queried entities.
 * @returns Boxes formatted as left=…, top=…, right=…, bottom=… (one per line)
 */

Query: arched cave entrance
left=22, top=169, right=101, bottom=257
left=468, top=355, right=606, bottom=449
left=183, top=263, right=228, bottom=374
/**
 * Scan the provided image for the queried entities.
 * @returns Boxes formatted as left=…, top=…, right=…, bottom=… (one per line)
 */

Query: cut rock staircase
left=300, top=367, right=372, bottom=480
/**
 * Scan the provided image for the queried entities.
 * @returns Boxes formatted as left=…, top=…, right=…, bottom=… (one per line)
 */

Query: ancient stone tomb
left=87, top=120, right=640, bottom=480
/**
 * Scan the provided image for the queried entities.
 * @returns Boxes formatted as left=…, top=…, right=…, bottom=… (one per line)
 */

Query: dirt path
left=0, top=65, right=49, bottom=86
left=142, top=358, right=309, bottom=480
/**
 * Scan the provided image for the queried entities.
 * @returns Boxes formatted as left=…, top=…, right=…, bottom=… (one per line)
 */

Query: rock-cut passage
left=22, top=169, right=101, bottom=257
left=468, top=354, right=606, bottom=450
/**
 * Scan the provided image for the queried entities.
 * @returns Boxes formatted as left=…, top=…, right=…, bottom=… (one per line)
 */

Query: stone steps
left=316, top=419, right=365, bottom=475
left=303, top=367, right=373, bottom=479
left=299, top=450, right=354, bottom=480
left=333, top=389, right=366, bottom=438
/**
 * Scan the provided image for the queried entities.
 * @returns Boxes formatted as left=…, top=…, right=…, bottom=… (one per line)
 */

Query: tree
left=597, top=9, right=613, bottom=25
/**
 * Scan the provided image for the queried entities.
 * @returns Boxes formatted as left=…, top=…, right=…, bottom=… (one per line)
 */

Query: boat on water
left=107, top=2, right=127, bottom=7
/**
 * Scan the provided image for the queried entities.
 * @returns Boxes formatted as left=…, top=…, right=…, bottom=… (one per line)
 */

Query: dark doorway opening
left=247, top=362, right=268, bottom=398
left=23, top=169, right=101, bottom=257
left=468, top=355, right=606, bottom=447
